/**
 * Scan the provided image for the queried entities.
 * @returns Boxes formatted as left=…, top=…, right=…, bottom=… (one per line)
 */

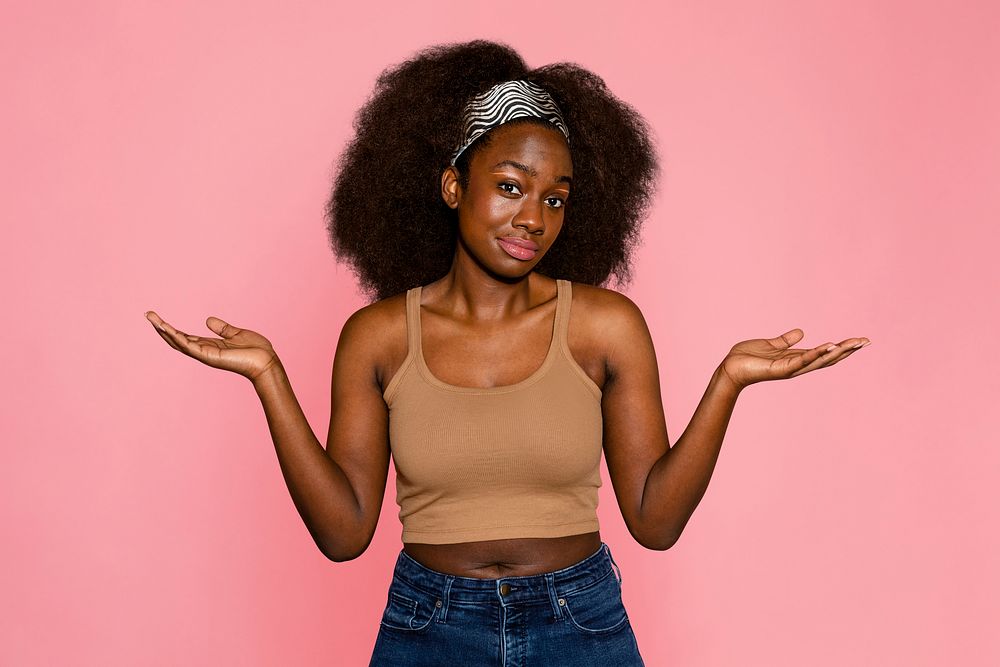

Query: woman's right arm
left=251, top=308, right=390, bottom=562
left=145, top=307, right=391, bottom=562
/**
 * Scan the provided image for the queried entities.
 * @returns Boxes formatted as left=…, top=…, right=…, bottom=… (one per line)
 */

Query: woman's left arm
left=600, top=293, right=869, bottom=551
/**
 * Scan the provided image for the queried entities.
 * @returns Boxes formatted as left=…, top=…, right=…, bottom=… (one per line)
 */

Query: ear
left=441, top=166, right=461, bottom=209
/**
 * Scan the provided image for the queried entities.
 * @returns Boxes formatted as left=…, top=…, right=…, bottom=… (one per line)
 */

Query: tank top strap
left=554, top=279, right=572, bottom=346
left=405, top=285, right=423, bottom=357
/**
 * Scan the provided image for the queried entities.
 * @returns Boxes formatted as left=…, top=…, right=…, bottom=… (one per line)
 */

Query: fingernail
left=851, top=342, right=863, bottom=349
left=825, top=344, right=837, bottom=352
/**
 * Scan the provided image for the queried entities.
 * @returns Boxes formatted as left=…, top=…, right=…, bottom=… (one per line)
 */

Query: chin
left=499, top=265, right=536, bottom=280
left=487, top=260, right=539, bottom=282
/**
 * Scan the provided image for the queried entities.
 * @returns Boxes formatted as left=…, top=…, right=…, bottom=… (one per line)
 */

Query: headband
left=449, top=80, right=570, bottom=166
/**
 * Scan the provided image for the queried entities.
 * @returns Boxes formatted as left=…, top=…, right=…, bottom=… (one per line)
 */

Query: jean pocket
left=560, top=570, right=630, bottom=636
left=379, top=578, right=440, bottom=634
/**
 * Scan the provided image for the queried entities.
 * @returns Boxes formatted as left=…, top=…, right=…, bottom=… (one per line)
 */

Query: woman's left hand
left=720, top=328, right=870, bottom=390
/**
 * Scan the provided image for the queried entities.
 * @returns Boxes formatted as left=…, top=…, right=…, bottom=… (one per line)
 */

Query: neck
left=429, top=249, right=539, bottom=321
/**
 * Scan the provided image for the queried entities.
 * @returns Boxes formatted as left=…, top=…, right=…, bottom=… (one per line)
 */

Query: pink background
left=3, top=1, right=998, bottom=665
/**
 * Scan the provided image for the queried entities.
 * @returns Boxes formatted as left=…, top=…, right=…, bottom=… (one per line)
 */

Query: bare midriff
left=402, top=531, right=602, bottom=579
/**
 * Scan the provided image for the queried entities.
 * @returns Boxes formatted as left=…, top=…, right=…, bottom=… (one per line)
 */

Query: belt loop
left=544, top=573, right=563, bottom=619
left=605, top=543, right=623, bottom=585
left=438, top=575, right=455, bottom=623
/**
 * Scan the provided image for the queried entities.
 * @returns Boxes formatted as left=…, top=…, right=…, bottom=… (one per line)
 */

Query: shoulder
left=341, top=289, right=408, bottom=339
left=567, top=281, right=654, bottom=377
left=567, top=281, right=648, bottom=333
left=336, top=290, right=410, bottom=387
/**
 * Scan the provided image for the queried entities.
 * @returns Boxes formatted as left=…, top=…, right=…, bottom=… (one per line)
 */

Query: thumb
left=771, top=328, right=804, bottom=348
left=206, top=316, right=239, bottom=338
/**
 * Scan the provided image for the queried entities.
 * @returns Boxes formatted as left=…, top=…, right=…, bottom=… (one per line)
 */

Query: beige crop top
left=382, top=279, right=604, bottom=544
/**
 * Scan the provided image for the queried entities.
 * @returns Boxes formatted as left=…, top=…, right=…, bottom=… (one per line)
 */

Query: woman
left=145, top=41, right=869, bottom=665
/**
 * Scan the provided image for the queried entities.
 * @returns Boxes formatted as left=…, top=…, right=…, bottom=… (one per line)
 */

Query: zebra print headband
left=450, top=80, right=569, bottom=166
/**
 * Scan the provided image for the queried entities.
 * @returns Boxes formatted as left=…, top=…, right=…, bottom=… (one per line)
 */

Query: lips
left=497, top=237, right=539, bottom=261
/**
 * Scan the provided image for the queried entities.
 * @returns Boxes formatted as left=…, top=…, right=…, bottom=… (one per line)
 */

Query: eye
left=546, top=197, right=565, bottom=209
left=499, top=182, right=522, bottom=196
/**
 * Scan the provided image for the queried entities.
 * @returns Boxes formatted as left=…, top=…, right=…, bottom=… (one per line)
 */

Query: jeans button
left=499, top=583, right=511, bottom=595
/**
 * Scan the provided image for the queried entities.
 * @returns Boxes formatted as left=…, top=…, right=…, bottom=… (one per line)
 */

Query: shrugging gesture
left=720, top=328, right=870, bottom=390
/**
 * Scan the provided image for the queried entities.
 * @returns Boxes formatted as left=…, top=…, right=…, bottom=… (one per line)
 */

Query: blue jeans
left=369, top=542, right=644, bottom=666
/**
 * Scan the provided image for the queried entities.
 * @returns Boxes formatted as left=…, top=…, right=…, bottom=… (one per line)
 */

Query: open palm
left=721, top=328, right=870, bottom=390
left=145, top=311, right=279, bottom=382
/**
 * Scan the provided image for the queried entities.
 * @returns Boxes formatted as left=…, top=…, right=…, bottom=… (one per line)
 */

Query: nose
left=512, top=198, right=545, bottom=234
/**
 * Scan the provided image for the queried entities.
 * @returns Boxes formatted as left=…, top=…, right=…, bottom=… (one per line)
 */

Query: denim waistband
left=391, top=541, right=623, bottom=605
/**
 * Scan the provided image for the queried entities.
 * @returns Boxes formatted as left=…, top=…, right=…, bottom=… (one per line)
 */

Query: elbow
left=320, top=531, right=373, bottom=563
left=640, top=535, right=680, bottom=551
left=324, top=548, right=364, bottom=563
left=644, top=533, right=680, bottom=551
left=634, top=523, right=682, bottom=552
left=321, top=540, right=366, bottom=562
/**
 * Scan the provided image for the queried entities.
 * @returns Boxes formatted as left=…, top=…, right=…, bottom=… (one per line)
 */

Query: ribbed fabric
left=382, top=279, right=604, bottom=544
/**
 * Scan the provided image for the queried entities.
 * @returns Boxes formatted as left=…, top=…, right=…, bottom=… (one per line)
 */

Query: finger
left=826, top=348, right=859, bottom=366
left=206, top=316, right=241, bottom=338
left=801, top=341, right=836, bottom=364
left=156, top=329, right=184, bottom=352
left=145, top=311, right=178, bottom=336
left=786, top=342, right=837, bottom=377
left=813, top=338, right=869, bottom=367
left=145, top=311, right=165, bottom=330
left=168, top=324, right=199, bottom=341
left=146, top=312, right=184, bottom=351
left=151, top=324, right=184, bottom=352
left=147, top=312, right=220, bottom=362
left=155, top=318, right=208, bottom=358
left=767, top=328, right=804, bottom=350
left=790, top=341, right=856, bottom=377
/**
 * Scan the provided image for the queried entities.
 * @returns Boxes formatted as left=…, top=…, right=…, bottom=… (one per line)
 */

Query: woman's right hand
left=144, top=310, right=281, bottom=383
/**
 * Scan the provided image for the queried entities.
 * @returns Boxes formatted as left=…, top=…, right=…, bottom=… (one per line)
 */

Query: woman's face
left=442, top=121, right=573, bottom=279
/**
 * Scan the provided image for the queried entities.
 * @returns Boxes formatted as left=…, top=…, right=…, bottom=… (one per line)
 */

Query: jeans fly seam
left=439, top=575, right=454, bottom=623
left=544, top=573, right=563, bottom=619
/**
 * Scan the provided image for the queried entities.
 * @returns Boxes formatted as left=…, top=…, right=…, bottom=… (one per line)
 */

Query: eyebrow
left=491, top=160, right=572, bottom=186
